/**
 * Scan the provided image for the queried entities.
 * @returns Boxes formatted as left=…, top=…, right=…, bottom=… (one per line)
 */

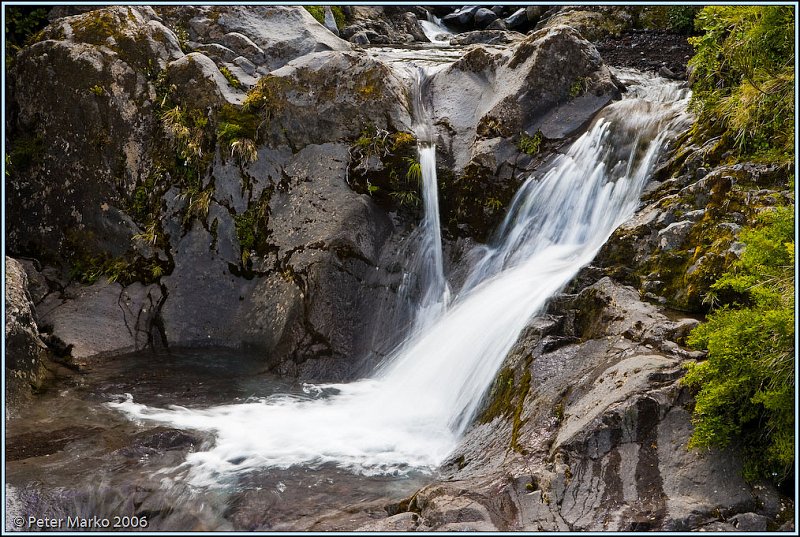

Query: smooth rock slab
left=38, top=278, right=163, bottom=361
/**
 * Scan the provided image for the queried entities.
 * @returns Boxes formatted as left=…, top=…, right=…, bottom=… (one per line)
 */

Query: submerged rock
left=37, top=278, right=164, bottom=363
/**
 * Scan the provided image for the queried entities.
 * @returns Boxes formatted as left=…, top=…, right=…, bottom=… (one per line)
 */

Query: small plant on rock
left=230, top=138, right=258, bottom=163
left=219, top=65, right=242, bottom=90
left=569, top=77, right=589, bottom=98
left=517, top=131, right=542, bottom=155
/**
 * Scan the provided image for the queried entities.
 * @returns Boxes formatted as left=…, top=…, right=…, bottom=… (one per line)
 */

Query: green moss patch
left=479, top=358, right=534, bottom=453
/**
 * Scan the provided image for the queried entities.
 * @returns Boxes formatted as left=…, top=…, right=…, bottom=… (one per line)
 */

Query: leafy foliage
left=219, top=65, right=241, bottom=89
left=348, top=126, right=423, bottom=211
left=233, top=195, right=271, bottom=266
left=69, top=252, right=167, bottom=286
left=517, top=131, right=542, bottom=155
left=568, top=77, right=588, bottom=99
left=683, top=206, right=795, bottom=485
left=667, top=6, right=700, bottom=35
left=5, top=6, right=49, bottom=64
left=688, top=6, right=794, bottom=162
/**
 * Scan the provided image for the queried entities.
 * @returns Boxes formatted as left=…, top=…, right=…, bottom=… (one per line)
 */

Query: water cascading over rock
left=398, top=66, right=451, bottom=332
left=110, top=71, right=691, bottom=487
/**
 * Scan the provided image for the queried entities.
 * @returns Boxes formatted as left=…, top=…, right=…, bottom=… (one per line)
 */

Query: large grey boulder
left=159, top=143, right=396, bottom=379
left=155, top=6, right=350, bottom=73
left=258, top=50, right=413, bottom=147
left=5, top=258, right=49, bottom=410
left=428, top=25, right=622, bottom=239
left=535, top=6, right=637, bottom=42
left=262, top=143, right=395, bottom=378
left=431, top=25, right=620, bottom=172
left=339, top=7, right=431, bottom=44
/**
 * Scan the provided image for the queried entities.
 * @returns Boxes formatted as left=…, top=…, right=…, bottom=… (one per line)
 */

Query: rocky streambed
left=5, top=5, right=795, bottom=533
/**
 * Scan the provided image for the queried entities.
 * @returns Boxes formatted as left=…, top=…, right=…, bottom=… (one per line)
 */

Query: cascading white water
left=419, top=11, right=453, bottom=44
left=398, top=67, right=451, bottom=330
left=110, top=71, right=691, bottom=487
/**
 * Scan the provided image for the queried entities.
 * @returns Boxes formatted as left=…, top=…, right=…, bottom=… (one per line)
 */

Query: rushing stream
left=6, top=54, right=690, bottom=529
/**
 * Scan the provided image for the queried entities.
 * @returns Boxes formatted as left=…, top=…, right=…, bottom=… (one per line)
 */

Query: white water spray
left=399, top=67, right=451, bottom=330
left=110, top=72, right=691, bottom=486
left=419, top=10, right=453, bottom=44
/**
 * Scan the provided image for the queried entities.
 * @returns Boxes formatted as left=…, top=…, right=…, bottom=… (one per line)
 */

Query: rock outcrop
left=5, top=258, right=49, bottom=410
left=6, top=6, right=411, bottom=377
left=596, top=145, right=793, bottom=311
left=367, top=278, right=787, bottom=531
left=429, top=25, right=623, bottom=239
left=7, top=6, right=624, bottom=374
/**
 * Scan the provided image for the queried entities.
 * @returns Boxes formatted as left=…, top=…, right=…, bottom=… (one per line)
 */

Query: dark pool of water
left=5, top=348, right=432, bottom=531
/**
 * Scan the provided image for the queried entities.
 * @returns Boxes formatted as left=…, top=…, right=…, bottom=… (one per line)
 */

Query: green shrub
left=219, top=65, right=241, bottom=89
left=5, top=6, right=49, bottom=64
left=667, top=6, right=700, bottom=35
left=683, top=206, right=795, bottom=485
left=688, top=6, right=794, bottom=163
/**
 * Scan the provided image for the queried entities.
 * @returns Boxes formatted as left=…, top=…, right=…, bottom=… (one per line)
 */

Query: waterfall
left=399, top=68, right=451, bottom=331
left=419, top=11, right=453, bottom=44
left=109, top=71, right=691, bottom=486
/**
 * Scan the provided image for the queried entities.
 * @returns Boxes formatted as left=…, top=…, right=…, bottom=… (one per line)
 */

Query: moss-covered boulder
left=8, top=7, right=183, bottom=268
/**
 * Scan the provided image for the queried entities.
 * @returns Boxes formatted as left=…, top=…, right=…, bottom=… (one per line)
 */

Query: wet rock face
left=429, top=25, right=622, bottom=240
left=5, top=258, right=49, bottom=410
left=375, top=277, right=784, bottom=531
left=595, top=149, right=793, bottom=311
left=7, top=6, right=407, bottom=377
